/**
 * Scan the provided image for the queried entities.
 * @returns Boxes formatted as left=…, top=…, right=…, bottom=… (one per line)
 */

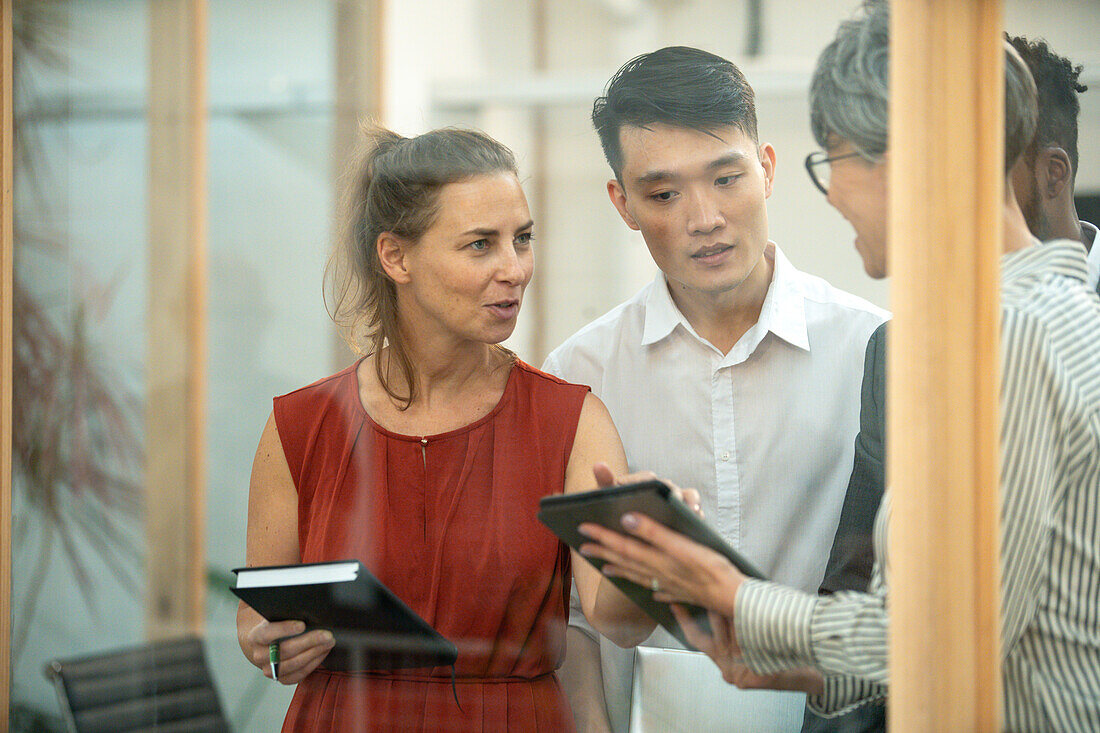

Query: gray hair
left=811, top=1, right=1038, bottom=174
left=1004, top=43, right=1039, bottom=173
left=809, top=1, right=890, bottom=161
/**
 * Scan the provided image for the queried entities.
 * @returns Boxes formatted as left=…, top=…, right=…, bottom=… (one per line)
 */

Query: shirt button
left=720, top=451, right=730, bottom=462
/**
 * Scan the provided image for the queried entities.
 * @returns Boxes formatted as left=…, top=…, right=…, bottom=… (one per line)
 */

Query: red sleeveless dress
left=272, top=359, right=586, bottom=732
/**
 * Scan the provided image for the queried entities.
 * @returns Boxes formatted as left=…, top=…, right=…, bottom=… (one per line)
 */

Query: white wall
left=414, top=0, right=1100, bottom=363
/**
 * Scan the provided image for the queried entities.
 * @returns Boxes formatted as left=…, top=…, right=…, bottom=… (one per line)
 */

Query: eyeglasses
left=804, top=150, right=862, bottom=195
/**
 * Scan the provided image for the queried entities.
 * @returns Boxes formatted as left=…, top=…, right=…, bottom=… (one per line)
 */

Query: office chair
left=44, top=635, right=230, bottom=733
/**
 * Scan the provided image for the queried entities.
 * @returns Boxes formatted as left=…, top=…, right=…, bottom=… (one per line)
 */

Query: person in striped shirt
left=577, top=2, right=1100, bottom=730
left=1007, top=34, right=1099, bottom=297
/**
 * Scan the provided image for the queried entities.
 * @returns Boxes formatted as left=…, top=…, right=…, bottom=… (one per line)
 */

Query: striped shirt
left=735, top=240, right=1100, bottom=731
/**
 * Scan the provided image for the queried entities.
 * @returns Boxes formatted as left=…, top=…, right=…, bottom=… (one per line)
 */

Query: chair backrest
left=43, top=636, right=230, bottom=733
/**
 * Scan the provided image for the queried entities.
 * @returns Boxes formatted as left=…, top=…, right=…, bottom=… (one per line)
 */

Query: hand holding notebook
left=232, top=560, right=458, bottom=673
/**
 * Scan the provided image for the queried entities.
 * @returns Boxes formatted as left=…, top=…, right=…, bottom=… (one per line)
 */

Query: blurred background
left=8, top=0, right=1099, bottom=729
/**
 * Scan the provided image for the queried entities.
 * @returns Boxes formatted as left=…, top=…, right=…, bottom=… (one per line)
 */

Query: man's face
left=824, top=140, right=889, bottom=279
left=607, top=123, right=775, bottom=305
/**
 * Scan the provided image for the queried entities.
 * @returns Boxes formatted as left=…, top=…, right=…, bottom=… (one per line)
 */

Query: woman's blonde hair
left=325, top=124, right=518, bottom=409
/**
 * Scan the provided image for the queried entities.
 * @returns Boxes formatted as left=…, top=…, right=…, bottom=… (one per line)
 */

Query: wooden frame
left=331, top=0, right=385, bottom=369
left=146, top=0, right=208, bottom=640
left=888, top=1, right=1003, bottom=729
left=528, top=0, right=549, bottom=360
left=2, top=0, right=13, bottom=722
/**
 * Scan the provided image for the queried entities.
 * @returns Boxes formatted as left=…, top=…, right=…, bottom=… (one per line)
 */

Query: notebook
left=232, top=559, right=457, bottom=671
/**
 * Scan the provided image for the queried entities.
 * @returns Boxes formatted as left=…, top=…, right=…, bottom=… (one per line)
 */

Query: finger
left=710, top=608, right=742, bottom=657
left=581, top=543, right=673, bottom=593
left=278, top=628, right=334, bottom=660
left=707, top=612, right=752, bottom=685
left=618, top=470, right=658, bottom=484
left=578, top=522, right=667, bottom=570
left=578, top=538, right=658, bottom=574
left=708, top=611, right=732, bottom=665
left=600, top=562, right=664, bottom=591
left=671, top=604, right=715, bottom=656
left=681, top=488, right=703, bottom=516
left=619, top=512, right=700, bottom=554
left=248, top=620, right=307, bottom=669
left=652, top=590, right=694, bottom=605
left=277, top=636, right=335, bottom=685
left=592, top=462, right=618, bottom=488
left=620, top=514, right=731, bottom=581
left=249, top=618, right=306, bottom=646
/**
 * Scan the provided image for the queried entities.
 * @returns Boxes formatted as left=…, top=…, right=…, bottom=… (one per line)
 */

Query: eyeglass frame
left=804, top=150, right=863, bottom=195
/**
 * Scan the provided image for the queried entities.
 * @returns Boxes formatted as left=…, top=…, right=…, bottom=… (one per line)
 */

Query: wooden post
left=332, top=0, right=384, bottom=370
left=528, top=0, right=549, bottom=361
left=333, top=0, right=384, bottom=156
left=146, top=0, right=208, bottom=640
left=1, top=0, right=14, bottom=721
left=888, top=1, right=1002, bottom=729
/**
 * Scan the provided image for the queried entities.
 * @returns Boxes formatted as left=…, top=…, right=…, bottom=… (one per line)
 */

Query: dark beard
left=1020, top=175, right=1050, bottom=241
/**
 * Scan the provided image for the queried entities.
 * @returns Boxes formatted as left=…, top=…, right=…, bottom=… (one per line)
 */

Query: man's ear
left=377, top=232, right=412, bottom=284
left=607, top=179, right=640, bottom=231
left=1041, top=146, right=1073, bottom=199
left=759, top=143, right=777, bottom=198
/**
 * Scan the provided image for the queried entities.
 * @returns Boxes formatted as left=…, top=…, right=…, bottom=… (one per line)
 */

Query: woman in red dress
left=235, top=126, right=655, bottom=731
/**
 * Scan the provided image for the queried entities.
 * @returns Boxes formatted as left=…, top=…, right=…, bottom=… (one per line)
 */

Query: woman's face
left=396, top=172, right=534, bottom=347
left=825, top=140, right=889, bottom=279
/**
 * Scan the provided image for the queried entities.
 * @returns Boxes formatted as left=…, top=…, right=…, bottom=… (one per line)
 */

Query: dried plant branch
left=11, top=0, right=145, bottom=663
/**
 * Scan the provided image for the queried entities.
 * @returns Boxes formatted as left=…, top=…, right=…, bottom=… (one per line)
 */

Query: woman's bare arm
left=236, top=412, right=334, bottom=684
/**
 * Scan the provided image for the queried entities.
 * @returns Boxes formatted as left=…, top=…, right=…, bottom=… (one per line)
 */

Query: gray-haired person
left=577, top=1, right=1100, bottom=729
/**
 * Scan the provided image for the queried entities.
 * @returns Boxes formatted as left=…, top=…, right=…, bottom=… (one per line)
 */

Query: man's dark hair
left=1006, top=35, right=1088, bottom=180
left=592, top=46, right=759, bottom=179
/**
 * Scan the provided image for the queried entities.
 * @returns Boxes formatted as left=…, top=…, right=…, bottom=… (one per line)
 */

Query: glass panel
left=11, top=1, right=149, bottom=729
left=204, top=0, right=335, bottom=728
left=9, top=0, right=1098, bottom=730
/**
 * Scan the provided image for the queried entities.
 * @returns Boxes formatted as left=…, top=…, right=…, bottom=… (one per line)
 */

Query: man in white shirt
left=542, top=46, right=886, bottom=732
left=1008, top=34, right=1099, bottom=295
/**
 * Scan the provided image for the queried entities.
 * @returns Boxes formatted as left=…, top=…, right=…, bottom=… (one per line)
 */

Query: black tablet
left=538, top=479, right=766, bottom=648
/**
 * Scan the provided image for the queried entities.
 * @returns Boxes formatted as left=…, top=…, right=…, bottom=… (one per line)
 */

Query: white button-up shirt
left=545, top=243, right=888, bottom=596
left=543, top=243, right=887, bottom=732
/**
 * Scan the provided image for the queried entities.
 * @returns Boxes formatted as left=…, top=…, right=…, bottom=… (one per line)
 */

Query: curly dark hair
left=1006, top=35, right=1088, bottom=179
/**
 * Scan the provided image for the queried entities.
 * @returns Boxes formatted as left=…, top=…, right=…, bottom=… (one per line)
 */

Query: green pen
left=269, top=642, right=280, bottom=682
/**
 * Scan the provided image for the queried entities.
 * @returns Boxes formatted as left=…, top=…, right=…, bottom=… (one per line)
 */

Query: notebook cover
left=232, top=560, right=458, bottom=671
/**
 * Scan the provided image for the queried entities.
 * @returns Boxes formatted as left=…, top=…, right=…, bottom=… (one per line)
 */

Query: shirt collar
left=759, top=244, right=811, bottom=351
left=1081, top=219, right=1098, bottom=245
left=639, top=243, right=811, bottom=352
left=1080, top=221, right=1100, bottom=290
left=1002, top=237, right=1091, bottom=285
left=640, top=271, right=684, bottom=346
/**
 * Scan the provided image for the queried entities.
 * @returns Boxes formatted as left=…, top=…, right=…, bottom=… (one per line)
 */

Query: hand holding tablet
left=538, top=479, right=765, bottom=648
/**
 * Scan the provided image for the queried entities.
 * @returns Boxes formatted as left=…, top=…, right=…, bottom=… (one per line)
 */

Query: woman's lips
left=486, top=301, right=520, bottom=319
